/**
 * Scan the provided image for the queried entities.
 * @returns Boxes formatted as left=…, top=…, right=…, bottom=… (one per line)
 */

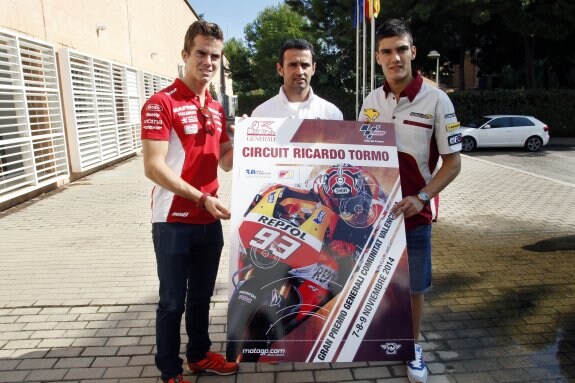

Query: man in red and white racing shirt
left=141, top=20, right=237, bottom=383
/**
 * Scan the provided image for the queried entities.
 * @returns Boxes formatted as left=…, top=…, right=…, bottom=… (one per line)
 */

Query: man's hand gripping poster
left=226, top=118, right=415, bottom=363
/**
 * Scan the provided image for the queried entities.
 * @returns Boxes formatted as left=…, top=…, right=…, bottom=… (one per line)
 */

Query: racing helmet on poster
left=313, top=164, right=387, bottom=228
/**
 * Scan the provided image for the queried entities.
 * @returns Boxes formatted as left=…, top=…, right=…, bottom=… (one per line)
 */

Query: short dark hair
left=183, top=20, right=224, bottom=54
left=278, top=38, right=316, bottom=65
left=375, top=18, right=413, bottom=47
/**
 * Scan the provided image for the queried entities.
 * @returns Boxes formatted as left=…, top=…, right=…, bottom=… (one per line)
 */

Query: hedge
left=237, top=93, right=270, bottom=117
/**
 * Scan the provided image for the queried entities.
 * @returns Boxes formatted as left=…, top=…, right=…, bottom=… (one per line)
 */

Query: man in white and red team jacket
left=141, top=20, right=237, bottom=383
left=359, top=19, right=461, bottom=383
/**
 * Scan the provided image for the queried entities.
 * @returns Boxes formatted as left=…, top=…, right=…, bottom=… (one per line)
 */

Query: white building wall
left=0, top=0, right=233, bottom=100
left=0, top=0, right=234, bottom=208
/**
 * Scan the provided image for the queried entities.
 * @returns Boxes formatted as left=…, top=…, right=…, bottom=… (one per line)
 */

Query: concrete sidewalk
left=1, top=154, right=574, bottom=383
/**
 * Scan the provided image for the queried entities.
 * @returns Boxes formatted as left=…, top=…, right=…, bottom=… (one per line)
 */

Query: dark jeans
left=406, top=224, right=432, bottom=294
left=152, top=221, right=223, bottom=381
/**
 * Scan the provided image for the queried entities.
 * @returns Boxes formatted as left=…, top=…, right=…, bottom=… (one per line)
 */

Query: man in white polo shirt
left=359, top=19, right=461, bottom=383
left=251, top=38, right=343, bottom=120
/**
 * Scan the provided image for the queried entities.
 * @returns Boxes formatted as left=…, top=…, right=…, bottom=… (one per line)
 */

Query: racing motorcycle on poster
left=226, top=164, right=388, bottom=362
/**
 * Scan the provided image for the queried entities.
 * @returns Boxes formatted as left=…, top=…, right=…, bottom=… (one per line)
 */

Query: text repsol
left=257, top=216, right=308, bottom=240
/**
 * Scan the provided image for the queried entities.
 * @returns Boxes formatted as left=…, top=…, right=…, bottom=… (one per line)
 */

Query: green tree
left=286, top=0, right=361, bottom=119
left=226, top=0, right=575, bottom=117
left=478, top=0, right=575, bottom=88
left=224, top=5, right=306, bottom=96
left=287, top=0, right=575, bottom=90
left=241, top=4, right=308, bottom=96
left=223, top=38, right=255, bottom=94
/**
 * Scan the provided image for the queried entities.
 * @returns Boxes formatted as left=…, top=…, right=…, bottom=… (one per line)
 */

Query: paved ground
left=464, top=138, right=575, bottom=185
left=1, top=153, right=574, bottom=383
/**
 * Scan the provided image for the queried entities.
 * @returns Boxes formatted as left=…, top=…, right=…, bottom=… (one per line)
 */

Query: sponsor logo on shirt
left=181, top=116, right=197, bottom=124
left=363, top=108, right=380, bottom=122
left=444, top=112, right=456, bottom=119
left=448, top=133, right=463, bottom=146
left=145, top=112, right=160, bottom=118
left=173, top=105, right=196, bottom=113
left=143, top=119, right=162, bottom=125
left=172, top=212, right=189, bottom=217
left=146, top=104, right=163, bottom=112
left=446, top=122, right=460, bottom=132
left=184, top=125, right=198, bottom=135
left=410, top=112, right=433, bottom=119
left=143, top=125, right=162, bottom=130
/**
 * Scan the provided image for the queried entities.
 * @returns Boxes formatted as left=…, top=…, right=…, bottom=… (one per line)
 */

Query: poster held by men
left=226, top=118, right=415, bottom=363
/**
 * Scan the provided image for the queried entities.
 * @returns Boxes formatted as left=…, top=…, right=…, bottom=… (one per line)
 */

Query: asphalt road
left=463, top=143, right=575, bottom=185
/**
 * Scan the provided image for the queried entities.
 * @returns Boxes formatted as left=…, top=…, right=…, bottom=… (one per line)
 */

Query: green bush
left=236, top=93, right=270, bottom=116
left=449, top=90, right=575, bottom=137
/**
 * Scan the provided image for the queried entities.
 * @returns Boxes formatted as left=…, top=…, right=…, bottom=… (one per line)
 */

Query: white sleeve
left=251, top=104, right=263, bottom=117
left=331, top=105, right=344, bottom=120
left=434, top=91, right=462, bottom=154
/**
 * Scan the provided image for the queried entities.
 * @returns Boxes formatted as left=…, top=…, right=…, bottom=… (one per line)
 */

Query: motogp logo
left=359, top=124, right=386, bottom=140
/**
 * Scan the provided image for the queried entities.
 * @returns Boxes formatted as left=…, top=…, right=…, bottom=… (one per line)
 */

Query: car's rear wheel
left=524, top=136, right=543, bottom=152
left=461, top=136, right=476, bottom=152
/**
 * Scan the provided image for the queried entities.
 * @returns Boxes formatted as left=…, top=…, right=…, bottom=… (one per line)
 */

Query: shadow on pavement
left=523, top=235, right=575, bottom=252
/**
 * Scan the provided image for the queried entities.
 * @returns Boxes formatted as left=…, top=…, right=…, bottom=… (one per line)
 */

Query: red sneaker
left=166, top=375, right=190, bottom=383
left=187, top=351, right=239, bottom=375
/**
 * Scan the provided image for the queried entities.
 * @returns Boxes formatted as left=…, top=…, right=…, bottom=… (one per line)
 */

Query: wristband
left=197, top=192, right=211, bottom=208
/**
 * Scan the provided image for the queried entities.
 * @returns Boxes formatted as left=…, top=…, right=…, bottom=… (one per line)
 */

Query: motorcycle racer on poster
left=227, top=164, right=388, bottom=362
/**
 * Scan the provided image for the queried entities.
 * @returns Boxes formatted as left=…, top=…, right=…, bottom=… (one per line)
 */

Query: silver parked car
left=460, top=115, right=550, bottom=152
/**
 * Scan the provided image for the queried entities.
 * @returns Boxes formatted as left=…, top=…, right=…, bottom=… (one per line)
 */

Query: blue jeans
left=406, top=224, right=432, bottom=294
left=152, top=221, right=223, bottom=382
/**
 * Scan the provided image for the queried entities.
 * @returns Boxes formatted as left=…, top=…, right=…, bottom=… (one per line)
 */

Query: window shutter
left=0, top=29, right=69, bottom=203
left=59, top=48, right=144, bottom=172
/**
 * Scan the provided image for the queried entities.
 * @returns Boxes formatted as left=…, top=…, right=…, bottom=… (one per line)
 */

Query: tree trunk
left=524, top=36, right=536, bottom=89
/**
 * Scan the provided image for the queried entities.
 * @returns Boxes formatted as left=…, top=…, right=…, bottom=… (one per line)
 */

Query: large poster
left=226, top=118, right=414, bottom=363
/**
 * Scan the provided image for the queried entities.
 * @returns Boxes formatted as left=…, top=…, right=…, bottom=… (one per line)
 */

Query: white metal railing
left=0, top=29, right=69, bottom=203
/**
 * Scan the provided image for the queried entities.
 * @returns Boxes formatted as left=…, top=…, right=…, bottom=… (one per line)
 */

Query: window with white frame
left=59, top=48, right=143, bottom=172
left=0, top=29, right=69, bottom=203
